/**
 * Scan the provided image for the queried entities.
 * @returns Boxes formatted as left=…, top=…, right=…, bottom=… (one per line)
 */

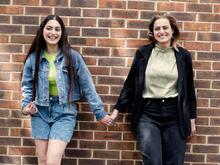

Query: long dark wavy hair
left=24, top=15, right=74, bottom=102
left=147, top=13, right=180, bottom=48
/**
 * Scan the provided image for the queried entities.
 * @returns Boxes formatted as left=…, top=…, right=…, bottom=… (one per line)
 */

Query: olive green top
left=142, top=44, right=178, bottom=98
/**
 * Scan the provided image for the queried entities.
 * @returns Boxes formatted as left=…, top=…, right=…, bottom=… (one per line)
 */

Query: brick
left=65, top=149, right=91, bottom=157
left=66, top=27, right=80, bottom=36
left=0, top=63, right=23, bottom=71
left=0, top=156, right=21, bottom=164
left=25, top=7, right=52, bottom=15
left=99, top=0, right=126, bottom=9
left=69, top=38, right=96, bottom=46
left=13, top=16, right=39, bottom=25
left=197, top=89, right=220, bottom=98
left=70, top=18, right=96, bottom=27
left=95, top=85, right=109, bottom=94
left=0, top=0, right=10, bottom=4
left=98, top=58, right=125, bottom=66
left=13, top=0, right=39, bottom=5
left=55, top=8, right=81, bottom=16
left=77, top=112, right=94, bottom=121
left=82, top=28, right=109, bottom=37
left=187, top=135, right=206, bottom=144
left=82, top=48, right=110, bottom=56
left=214, top=4, right=220, bottom=13
left=108, top=141, right=135, bottom=150
left=213, top=43, right=220, bottom=51
left=172, top=13, right=197, bottom=21
left=184, top=23, right=210, bottom=31
left=0, top=137, right=21, bottom=146
left=98, top=19, right=125, bottom=28
left=0, top=6, right=23, bottom=14
left=79, top=159, right=105, bottom=165
left=197, top=71, right=220, bottom=80
left=88, top=66, right=110, bottom=75
left=198, top=33, right=220, bottom=41
left=187, top=4, right=212, bottom=12
left=123, top=132, right=136, bottom=141
left=94, top=150, right=119, bottom=159
left=0, top=91, right=11, bottom=100
left=127, top=39, right=150, bottom=48
left=193, top=145, right=219, bottom=153
left=24, top=25, right=38, bottom=34
left=111, top=67, right=129, bottom=76
left=0, top=15, right=10, bottom=23
left=0, top=109, right=10, bottom=117
left=198, top=52, right=220, bottom=61
left=0, top=35, right=9, bottom=43
left=95, top=132, right=122, bottom=140
left=98, top=39, right=125, bottom=47
left=195, top=117, right=209, bottom=126
left=107, top=160, right=134, bottom=165
left=110, top=86, right=123, bottom=95
left=197, top=126, right=220, bottom=135
left=179, top=32, right=196, bottom=41
left=0, top=81, right=20, bottom=90
left=112, top=48, right=136, bottom=57
left=11, top=35, right=34, bottom=44
left=193, top=61, right=211, bottom=70
left=98, top=76, right=124, bottom=85
left=111, top=29, right=138, bottom=38
left=0, top=25, right=22, bottom=34
left=9, top=147, right=35, bottom=155
left=121, top=151, right=142, bottom=159
left=196, top=98, right=209, bottom=107
left=112, top=10, right=138, bottom=19
left=11, top=128, right=31, bottom=137
left=0, top=128, right=9, bottom=136
left=199, top=14, right=220, bottom=22
left=185, top=153, right=205, bottom=162
left=213, top=62, right=220, bottom=70
left=158, top=2, right=184, bottom=11
left=22, top=156, right=38, bottom=164
left=79, top=121, right=106, bottom=131
left=208, top=136, right=220, bottom=144
left=141, top=11, right=165, bottom=20
left=42, top=0, right=68, bottom=6
left=74, top=131, right=93, bottom=140
left=128, top=1, right=154, bottom=10
left=207, top=155, right=220, bottom=163
left=0, top=119, right=21, bottom=127
left=0, top=72, right=10, bottom=80
left=80, top=140, right=106, bottom=149
left=0, top=146, right=7, bottom=154
left=83, top=9, right=110, bottom=18
left=23, top=138, right=35, bottom=146
left=71, top=0, right=97, bottom=8
left=0, top=100, right=20, bottom=109
left=184, top=42, right=211, bottom=51
left=83, top=57, right=97, bottom=65
left=213, top=81, right=220, bottom=89
left=200, top=0, right=220, bottom=3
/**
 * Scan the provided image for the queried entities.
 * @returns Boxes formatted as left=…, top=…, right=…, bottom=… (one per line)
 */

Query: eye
left=55, top=27, right=61, bottom=32
left=45, top=26, right=52, bottom=31
left=163, top=26, right=169, bottom=30
left=154, top=27, right=160, bottom=31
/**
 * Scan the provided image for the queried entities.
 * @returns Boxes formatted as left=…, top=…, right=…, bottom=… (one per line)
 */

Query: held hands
left=22, top=101, right=38, bottom=115
left=99, top=109, right=119, bottom=127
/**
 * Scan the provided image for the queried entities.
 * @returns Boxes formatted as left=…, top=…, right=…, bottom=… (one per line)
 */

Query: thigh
left=162, top=122, right=186, bottom=165
left=47, top=140, right=67, bottom=165
left=137, top=114, right=162, bottom=165
left=35, top=139, right=48, bottom=160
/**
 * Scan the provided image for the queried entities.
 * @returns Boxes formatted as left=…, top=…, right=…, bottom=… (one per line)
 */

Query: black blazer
left=114, top=43, right=197, bottom=138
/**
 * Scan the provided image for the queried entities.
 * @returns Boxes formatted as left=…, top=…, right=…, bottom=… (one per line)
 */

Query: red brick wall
left=0, top=0, right=220, bottom=164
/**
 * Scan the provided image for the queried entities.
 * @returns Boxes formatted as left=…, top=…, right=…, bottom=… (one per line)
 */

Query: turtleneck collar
left=155, top=43, right=173, bottom=53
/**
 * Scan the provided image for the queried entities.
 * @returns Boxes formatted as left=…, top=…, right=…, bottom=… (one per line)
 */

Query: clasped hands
left=22, top=101, right=38, bottom=115
left=99, top=109, right=119, bottom=127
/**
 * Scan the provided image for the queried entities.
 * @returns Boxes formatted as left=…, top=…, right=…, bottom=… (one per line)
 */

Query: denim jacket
left=21, top=48, right=107, bottom=120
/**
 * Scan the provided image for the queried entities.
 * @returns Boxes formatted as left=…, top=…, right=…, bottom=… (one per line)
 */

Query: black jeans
left=136, top=98, right=186, bottom=165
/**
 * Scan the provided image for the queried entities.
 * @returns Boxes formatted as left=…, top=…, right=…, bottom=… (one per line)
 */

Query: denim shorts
left=31, top=96, right=77, bottom=143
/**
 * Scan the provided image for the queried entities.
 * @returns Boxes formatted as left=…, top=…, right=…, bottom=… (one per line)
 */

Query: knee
left=46, top=158, right=60, bottom=165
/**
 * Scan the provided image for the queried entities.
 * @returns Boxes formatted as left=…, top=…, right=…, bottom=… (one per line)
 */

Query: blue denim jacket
left=21, top=48, right=107, bottom=120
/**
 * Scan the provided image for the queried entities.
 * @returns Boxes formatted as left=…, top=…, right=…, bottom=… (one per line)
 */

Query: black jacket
left=114, top=43, right=197, bottom=138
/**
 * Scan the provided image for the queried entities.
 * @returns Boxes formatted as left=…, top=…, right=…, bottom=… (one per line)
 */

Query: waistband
left=143, top=97, right=178, bottom=103
left=49, top=96, right=59, bottom=102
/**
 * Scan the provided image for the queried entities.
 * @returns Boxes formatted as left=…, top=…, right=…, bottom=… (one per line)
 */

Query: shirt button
left=162, top=99, right=165, bottom=103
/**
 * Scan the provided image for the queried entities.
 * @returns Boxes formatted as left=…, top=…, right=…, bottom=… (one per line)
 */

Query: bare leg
left=35, top=140, right=48, bottom=165
left=46, top=140, right=67, bottom=165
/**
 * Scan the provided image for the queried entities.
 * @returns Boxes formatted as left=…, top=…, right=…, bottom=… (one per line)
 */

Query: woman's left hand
left=99, top=115, right=115, bottom=127
left=188, top=119, right=196, bottom=139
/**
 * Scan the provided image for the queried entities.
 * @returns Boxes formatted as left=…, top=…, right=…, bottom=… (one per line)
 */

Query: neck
left=46, top=44, right=58, bottom=54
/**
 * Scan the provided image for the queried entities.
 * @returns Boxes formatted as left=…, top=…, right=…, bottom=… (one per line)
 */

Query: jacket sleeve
left=75, top=52, right=107, bottom=120
left=114, top=48, right=140, bottom=113
left=21, top=56, right=34, bottom=110
left=185, top=50, right=197, bottom=119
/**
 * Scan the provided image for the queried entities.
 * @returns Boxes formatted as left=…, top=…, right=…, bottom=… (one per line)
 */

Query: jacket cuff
left=95, top=111, right=108, bottom=121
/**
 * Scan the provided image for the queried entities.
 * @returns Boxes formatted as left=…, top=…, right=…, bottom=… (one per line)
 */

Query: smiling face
left=43, top=20, right=62, bottom=48
left=153, top=18, right=173, bottom=48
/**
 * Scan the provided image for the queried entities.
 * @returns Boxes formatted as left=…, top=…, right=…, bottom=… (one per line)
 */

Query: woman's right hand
left=22, top=101, right=38, bottom=115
